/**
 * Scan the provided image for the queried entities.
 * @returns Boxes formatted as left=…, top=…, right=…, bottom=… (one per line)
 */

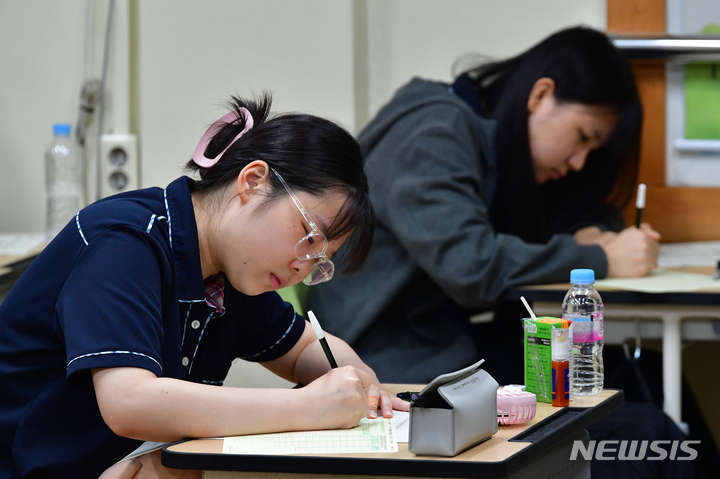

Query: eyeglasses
left=271, top=168, right=335, bottom=286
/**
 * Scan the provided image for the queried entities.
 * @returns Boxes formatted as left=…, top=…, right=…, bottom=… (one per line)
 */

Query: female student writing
left=0, top=94, right=408, bottom=478
left=308, top=26, right=661, bottom=383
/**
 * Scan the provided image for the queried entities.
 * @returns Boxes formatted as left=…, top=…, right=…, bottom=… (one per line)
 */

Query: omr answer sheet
left=222, top=417, right=398, bottom=454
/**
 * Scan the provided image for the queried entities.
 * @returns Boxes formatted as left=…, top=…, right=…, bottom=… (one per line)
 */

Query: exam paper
left=595, top=268, right=718, bottom=293
left=120, top=441, right=168, bottom=461
left=392, top=410, right=410, bottom=443
left=658, top=241, right=720, bottom=268
left=222, top=417, right=398, bottom=454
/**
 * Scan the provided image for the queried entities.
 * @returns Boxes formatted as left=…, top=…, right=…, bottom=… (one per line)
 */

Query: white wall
left=364, top=0, right=606, bottom=122
left=0, top=0, right=606, bottom=234
left=0, top=0, right=87, bottom=234
left=136, top=0, right=358, bottom=190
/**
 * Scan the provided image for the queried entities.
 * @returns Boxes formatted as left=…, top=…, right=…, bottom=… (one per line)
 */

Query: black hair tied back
left=185, top=93, right=374, bottom=274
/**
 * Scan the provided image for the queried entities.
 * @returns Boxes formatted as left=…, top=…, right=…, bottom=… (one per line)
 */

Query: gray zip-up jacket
left=308, top=78, right=610, bottom=382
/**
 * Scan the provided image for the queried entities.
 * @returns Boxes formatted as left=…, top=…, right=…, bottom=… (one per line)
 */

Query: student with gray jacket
left=308, top=27, right=660, bottom=383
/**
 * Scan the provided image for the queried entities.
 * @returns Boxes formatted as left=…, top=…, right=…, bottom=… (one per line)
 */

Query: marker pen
left=551, top=327, right=570, bottom=407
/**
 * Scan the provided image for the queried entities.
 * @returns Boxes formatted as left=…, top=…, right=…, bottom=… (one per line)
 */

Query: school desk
left=509, top=266, right=720, bottom=428
left=161, top=385, right=623, bottom=479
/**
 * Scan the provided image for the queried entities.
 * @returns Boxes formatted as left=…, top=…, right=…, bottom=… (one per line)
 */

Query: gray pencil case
left=408, top=359, right=499, bottom=457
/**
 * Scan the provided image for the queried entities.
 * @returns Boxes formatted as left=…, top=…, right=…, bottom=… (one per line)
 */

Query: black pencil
left=308, top=310, right=338, bottom=369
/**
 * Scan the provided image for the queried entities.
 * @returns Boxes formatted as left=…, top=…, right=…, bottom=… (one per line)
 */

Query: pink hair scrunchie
left=192, top=107, right=254, bottom=168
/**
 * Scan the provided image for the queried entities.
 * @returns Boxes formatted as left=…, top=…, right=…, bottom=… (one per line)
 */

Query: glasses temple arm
left=271, top=168, right=321, bottom=231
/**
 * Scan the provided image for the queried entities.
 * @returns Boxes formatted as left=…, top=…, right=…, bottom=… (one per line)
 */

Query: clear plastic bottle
left=562, top=268, right=604, bottom=396
left=45, top=123, right=82, bottom=240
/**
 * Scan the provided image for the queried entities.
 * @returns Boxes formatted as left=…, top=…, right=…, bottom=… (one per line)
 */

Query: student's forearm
left=92, top=367, right=310, bottom=442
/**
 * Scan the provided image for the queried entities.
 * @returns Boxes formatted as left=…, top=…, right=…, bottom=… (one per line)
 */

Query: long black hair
left=186, top=93, right=374, bottom=274
left=462, top=26, right=642, bottom=242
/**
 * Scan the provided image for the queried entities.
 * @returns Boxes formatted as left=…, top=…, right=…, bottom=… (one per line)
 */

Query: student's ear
left=236, top=161, right=270, bottom=203
left=527, top=77, right=556, bottom=114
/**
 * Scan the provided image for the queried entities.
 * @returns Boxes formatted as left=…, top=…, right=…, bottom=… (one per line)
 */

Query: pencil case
left=497, top=389, right=537, bottom=426
left=408, top=359, right=499, bottom=457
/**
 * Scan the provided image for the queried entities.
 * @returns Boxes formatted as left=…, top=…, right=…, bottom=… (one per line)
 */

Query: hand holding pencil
left=305, top=310, right=410, bottom=422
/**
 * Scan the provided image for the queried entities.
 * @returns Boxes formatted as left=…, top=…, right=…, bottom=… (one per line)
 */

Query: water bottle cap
left=53, top=123, right=71, bottom=136
left=570, top=268, right=595, bottom=284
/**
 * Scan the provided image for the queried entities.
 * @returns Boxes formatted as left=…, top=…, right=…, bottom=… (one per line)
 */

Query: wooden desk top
left=0, top=254, right=26, bottom=275
left=163, top=385, right=623, bottom=477
left=0, top=244, right=45, bottom=270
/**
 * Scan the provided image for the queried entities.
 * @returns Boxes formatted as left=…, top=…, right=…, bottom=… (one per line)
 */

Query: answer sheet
left=595, top=268, right=718, bottom=293
left=658, top=241, right=720, bottom=268
left=222, top=417, right=398, bottom=454
left=392, top=410, right=410, bottom=443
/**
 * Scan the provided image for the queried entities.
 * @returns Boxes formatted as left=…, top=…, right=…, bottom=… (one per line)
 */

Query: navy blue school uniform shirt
left=0, top=176, right=305, bottom=479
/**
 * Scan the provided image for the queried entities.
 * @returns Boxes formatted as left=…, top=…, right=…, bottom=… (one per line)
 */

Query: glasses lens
left=295, top=232, right=327, bottom=260
left=303, top=260, right=335, bottom=286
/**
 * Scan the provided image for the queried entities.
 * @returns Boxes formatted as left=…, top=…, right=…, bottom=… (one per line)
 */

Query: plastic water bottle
left=45, top=123, right=82, bottom=240
left=562, top=269, right=604, bottom=396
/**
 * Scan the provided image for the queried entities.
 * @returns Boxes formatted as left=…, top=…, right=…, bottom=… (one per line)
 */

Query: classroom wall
left=0, top=0, right=606, bottom=234
left=363, top=0, right=606, bottom=121
left=0, top=0, right=87, bottom=234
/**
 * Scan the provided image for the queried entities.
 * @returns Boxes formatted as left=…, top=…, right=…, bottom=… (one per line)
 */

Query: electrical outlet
left=100, top=134, right=138, bottom=198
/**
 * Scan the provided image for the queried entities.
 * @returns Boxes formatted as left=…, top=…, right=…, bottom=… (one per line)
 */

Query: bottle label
left=569, top=312, right=604, bottom=342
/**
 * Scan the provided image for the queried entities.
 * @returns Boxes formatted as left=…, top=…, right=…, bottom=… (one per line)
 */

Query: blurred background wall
left=0, top=0, right=605, bottom=233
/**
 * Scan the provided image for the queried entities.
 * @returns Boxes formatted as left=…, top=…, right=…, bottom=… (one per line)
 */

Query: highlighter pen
left=635, top=183, right=646, bottom=228
left=307, top=310, right=338, bottom=369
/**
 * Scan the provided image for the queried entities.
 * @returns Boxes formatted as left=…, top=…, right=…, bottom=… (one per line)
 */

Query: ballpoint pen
left=307, top=310, right=338, bottom=369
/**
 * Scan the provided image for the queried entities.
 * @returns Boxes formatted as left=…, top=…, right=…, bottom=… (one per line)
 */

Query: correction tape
left=497, top=389, right=537, bottom=426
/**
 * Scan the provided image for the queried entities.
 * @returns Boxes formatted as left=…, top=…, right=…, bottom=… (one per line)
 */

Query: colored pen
left=307, top=310, right=338, bottom=369
left=635, top=183, right=646, bottom=228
